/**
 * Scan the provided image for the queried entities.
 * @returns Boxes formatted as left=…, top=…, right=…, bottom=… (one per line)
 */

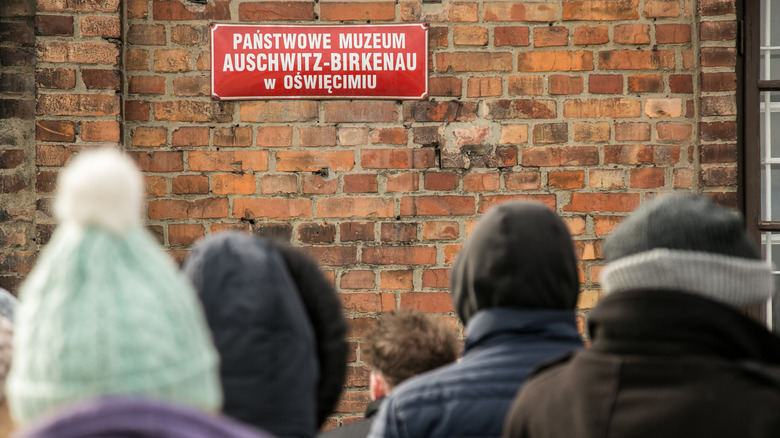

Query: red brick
left=361, top=149, right=412, bottom=169
left=238, top=2, right=314, bottom=20
left=499, top=124, right=529, bottom=144
left=36, top=68, right=76, bottom=89
left=532, top=123, right=568, bottom=144
left=656, top=24, right=691, bottom=44
left=214, top=126, right=252, bottom=147
left=81, top=15, right=119, bottom=38
left=340, top=271, right=376, bottom=290
left=549, top=170, right=585, bottom=189
left=564, top=193, right=640, bottom=212
left=483, top=2, right=558, bottom=21
left=644, top=1, right=680, bottom=17
left=386, top=173, right=419, bottom=192
left=317, top=197, right=394, bottom=218
left=424, top=172, right=459, bottom=191
left=517, top=50, right=594, bottom=72
left=340, top=222, right=374, bottom=242
left=562, top=0, right=639, bottom=20
left=615, top=122, right=651, bottom=141
left=468, top=77, right=503, bottom=97
left=82, top=69, right=120, bottom=90
left=657, top=122, right=693, bottom=141
left=338, top=128, right=369, bottom=147
left=132, top=127, right=166, bottom=147
left=629, top=167, right=665, bottom=188
left=304, top=246, right=358, bottom=267
left=495, top=26, right=529, bottom=46
left=257, top=126, right=293, bottom=147
left=485, top=99, right=556, bottom=119
left=505, top=171, right=541, bottom=190
left=381, top=222, right=417, bottom=242
left=573, top=121, right=610, bottom=142
left=325, top=102, right=398, bottom=123
left=429, top=27, right=448, bottom=47
left=168, top=224, right=204, bottom=246
left=508, top=76, right=544, bottom=96
left=479, top=194, right=555, bottom=212
left=303, top=175, right=338, bottom=194
left=171, top=25, right=208, bottom=45
left=700, top=21, right=737, bottom=41
left=589, top=74, right=622, bottom=94
left=319, top=2, right=395, bottom=21
left=644, top=98, right=683, bottom=118
left=701, top=143, right=737, bottom=164
left=34, top=15, right=73, bottom=38
left=126, top=49, right=149, bottom=70
left=701, top=95, right=736, bottom=117
left=371, top=128, right=408, bottom=145
left=148, top=198, right=228, bottom=219
left=189, top=151, right=269, bottom=172
left=213, top=174, right=256, bottom=195
left=429, top=77, right=463, bottom=97
left=153, top=0, right=230, bottom=20
left=300, top=126, right=337, bottom=147
left=463, top=172, right=499, bottom=191
left=400, top=196, right=475, bottom=216
left=380, top=270, right=413, bottom=290
left=36, top=120, right=75, bottom=142
left=604, top=145, right=681, bottom=165
left=276, top=150, right=353, bottom=172
left=534, top=26, right=568, bottom=47
left=172, top=127, right=209, bottom=147
left=700, top=121, right=737, bottom=142
left=344, top=174, right=378, bottom=194
left=454, top=126, right=490, bottom=146
left=401, top=292, right=454, bottom=312
left=0, top=150, right=24, bottom=170
left=454, top=25, right=488, bottom=46
left=154, top=49, right=191, bottom=72
left=362, top=246, right=436, bottom=265
left=233, top=198, right=312, bottom=219
left=522, top=146, right=598, bottom=166
left=240, top=101, right=318, bottom=123
left=627, top=73, right=664, bottom=92
left=404, top=101, right=477, bottom=123
left=153, top=101, right=216, bottom=122
left=298, top=222, right=336, bottom=244
left=598, top=50, right=675, bottom=70
left=594, top=215, right=624, bottom=236
left=701, top=47, right=736, bottom=67
left=613, top=24, right=650, bottom=44
left=699, top=0, right=735, bottom=15
left=128, top=151, right=183, bottom=172
left=548, top=75, right=584, bottom=95
left=172, top=175, right=209, bottom=194
left=36, top=94, right=119, bottom=117
left=589, top=169, right=625, bottom=189
left=260, top=174, right=297, bottom=194
left=702, top=167, right=737, bottom=187
left=701, top=72, right=736, bottom=92
left=129, top=75, right=165, bottom=95
left=436, top=52, right=513, bottom=72
left=670, top=74, right=693, bottom=93
left=573, top=25, right=609, bottom=45
left=563, top=98, right=641, bottom=118
left=173, top=77, right=209, bottom=97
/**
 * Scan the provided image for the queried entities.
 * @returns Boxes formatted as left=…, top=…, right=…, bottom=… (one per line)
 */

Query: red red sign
left=210, top=24, right=428, bottom=100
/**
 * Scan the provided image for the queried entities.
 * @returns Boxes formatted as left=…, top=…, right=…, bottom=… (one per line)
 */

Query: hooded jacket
left=368, top=202, right=583, bottom=438
left=13, top=397, right=273, bottom=438
left=503, top=290, right=780, bottom=438
left=183, top=233, right=320, bottom=438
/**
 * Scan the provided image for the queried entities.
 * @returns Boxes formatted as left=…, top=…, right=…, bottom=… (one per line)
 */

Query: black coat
left=318, top=398, right=384, bottom=438
left=503, top=290, right=780, bottom=438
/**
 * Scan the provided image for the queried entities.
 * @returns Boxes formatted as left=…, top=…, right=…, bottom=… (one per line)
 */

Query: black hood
left=183, top=232, right=318, bottom=438
left=450, top=201, right=579, bottom=324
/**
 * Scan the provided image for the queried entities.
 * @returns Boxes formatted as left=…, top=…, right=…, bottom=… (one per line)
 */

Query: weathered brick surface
left=3, top=0, right=738, bottom=426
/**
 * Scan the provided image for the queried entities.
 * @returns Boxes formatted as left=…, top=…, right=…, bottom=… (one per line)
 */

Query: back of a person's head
left=7, top=149, right=221, bottom=425
left=602, top=193, right=772, bottom=310
left=363, top=309, right=458, bottom=389
left=182, top=232, right=319, bottom=438
left=450, top=201, right=580, bottom=324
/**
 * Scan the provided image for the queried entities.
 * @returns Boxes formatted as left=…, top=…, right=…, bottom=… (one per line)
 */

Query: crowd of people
left=0, top=147, right=778, bottom=437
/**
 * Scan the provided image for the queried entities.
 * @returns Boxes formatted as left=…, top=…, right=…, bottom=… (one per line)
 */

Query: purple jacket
left=13, top=397, right=276, bottom=438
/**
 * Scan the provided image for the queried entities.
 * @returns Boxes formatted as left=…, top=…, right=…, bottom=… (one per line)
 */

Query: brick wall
left=0, top=0, right=36, bottom=292
left=3, top=0, right=739, bottom=429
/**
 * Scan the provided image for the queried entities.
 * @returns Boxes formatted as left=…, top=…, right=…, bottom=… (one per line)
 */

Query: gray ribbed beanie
left=601, top=194, right=773, bottom=309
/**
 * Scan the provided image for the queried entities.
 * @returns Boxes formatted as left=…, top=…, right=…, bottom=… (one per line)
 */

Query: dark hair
left=363, top=309, right=458, bottom=388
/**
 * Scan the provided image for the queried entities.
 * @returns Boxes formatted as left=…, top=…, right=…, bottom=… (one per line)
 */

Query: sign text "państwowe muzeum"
left=211, top=24, right=428, bottom=100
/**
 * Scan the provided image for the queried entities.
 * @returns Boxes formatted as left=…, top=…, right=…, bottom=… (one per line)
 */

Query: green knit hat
left=7, top=148, right=222, bottom=424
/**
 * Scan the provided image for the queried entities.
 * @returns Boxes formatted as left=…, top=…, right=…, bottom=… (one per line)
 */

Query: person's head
left=7, top=148, right=221, bottom=424
left=362, top=309, right=458, bottom=399
left=450, top=201, right=580, bottom=324
left=602, top=194, right=772, bottom=311
left=182, top=232, right=320, bottom=437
